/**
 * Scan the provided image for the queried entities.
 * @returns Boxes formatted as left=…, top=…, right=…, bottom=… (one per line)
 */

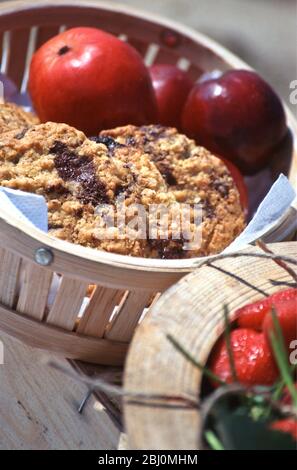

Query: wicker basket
left=124, top=242, right=297, bottom=450
left=0, top=0, right=296, bottom=366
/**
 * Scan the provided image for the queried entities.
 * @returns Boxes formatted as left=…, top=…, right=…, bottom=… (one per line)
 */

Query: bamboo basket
left=0, top=0, right=296, bottom=366
left=124, top=241, right=297, bottom=450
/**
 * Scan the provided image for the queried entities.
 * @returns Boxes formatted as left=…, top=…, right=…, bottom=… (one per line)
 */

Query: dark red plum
left=182, top=70, right=287, bottom=174
left=150, top=64, right=194, bottom=129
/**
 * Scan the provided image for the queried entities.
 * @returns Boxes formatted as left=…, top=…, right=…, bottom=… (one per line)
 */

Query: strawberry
left=263, top=296, right=297, bottom=352
left=209, top=328, right=279, bottom=387
left=236, top=297, right=271, bottom=330
left=270, top=418, right=297, bottom=441
left=236, top=288, right=297, bottom=331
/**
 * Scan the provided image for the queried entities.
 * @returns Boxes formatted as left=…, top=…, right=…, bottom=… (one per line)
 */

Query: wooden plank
left=0, top=30, right=10, bottom=76
left=0, top=330, right=122, bottom=450
left=127, top=37, right=148, bottom=58
left=46, top=277, right=88, bottom=330
left=0, top=301, right=128, bottom=365
left=153, top=47, right=179, bottom=65
left=6, top=27, right=31, bottom=89
left=0, top=248, right=21, bottom=308
left=17, top=262, right=52, bottom=320
left=77, top=286, right=124, bottom=337
left=185, top=63, right=203, bottom=81
left=105, top=290, right=153, bottom=342
left=0, top=31, right=3, bottom=75
left=35, top=24, right=61, bottom=50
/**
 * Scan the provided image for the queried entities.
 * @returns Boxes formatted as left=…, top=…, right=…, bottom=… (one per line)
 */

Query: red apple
left=29, top=27, right=158, bottom=135
left=149, top=64, right=193, bottom=128
left=182, top=70, right=287, bottom=174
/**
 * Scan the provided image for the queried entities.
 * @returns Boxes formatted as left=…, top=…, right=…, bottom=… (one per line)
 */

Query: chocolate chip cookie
left=100, top=125, right=246, bottom=255
left=0, top=102, right=39, bottom=136
left=0, top=122, right=245, bottom=258
left=0, top=122, right=185, bottom=257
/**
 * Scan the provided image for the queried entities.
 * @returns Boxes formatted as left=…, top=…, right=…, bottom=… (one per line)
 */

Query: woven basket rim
left=1, top=195, right=296, bottom=279
left=123, top=241, right=297, bottom=449
left=0, top=0, right=261, bottom=74
left=0, top=205, right=219, bottom=272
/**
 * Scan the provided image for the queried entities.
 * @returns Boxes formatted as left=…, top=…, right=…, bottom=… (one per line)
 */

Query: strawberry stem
left=269, top=307, right=297, bottom=408
left=204, top=430, right=224, bottom=450
left=272, top=364, right=297, bottom=401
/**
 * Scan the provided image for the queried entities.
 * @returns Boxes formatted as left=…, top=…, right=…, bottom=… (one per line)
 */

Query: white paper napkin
left=0, top=174, right=296, bottom=251
left=225, top=174, right=296, bottom=252
left=0, top=187, right=48, bottom=232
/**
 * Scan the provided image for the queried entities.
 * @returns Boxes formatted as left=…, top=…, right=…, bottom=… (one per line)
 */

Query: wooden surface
left=0, top=301, right=129, bottom=365
left=124, top=242, right=297, bottom=450
left=0, top=330, right=124, bottom=450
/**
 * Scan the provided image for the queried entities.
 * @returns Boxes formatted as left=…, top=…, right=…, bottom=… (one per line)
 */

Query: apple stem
left=58, top=45, right=71, bottom=56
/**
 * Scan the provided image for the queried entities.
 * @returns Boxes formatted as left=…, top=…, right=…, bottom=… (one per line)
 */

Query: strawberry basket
left=0, top=0, right=296, bottom=366
left=124, top=242, right=297, bottom=449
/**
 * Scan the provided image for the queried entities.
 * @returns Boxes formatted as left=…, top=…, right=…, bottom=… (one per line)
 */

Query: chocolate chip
left=44, top=183, right=69, bottom=195
left=48, top=222, right=64, bottom=229
left=11, top=154, right=21, bottom=164
left=78, top=176, right=108, bottom=206
left=74, top=207, right=83, bottom=217
left=180, top=145, right=192, bottom=160
left=155, top=161, right=177, bottom=186
left=162, top=168, right=177, bottom=186
left=90, top=135, right=124, bottom=151
left=202, top=200, right=215, bottom=219
left=114, top=184, right=126, bottom=197
left=148, top=239, right=186, bottom=259
left=212, top=180, right=230, bottom=198
left=126, top=136, right=136, bottom=146
left=141, top=125, right=166, bottom=141
left=51, top=141, right=67, bottom=154
left=51, top=141, right=109, bottom=206
left=15, top=128, right=28, bottom=140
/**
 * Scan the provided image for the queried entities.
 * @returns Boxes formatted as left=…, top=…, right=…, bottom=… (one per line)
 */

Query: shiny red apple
left=29, top=27, right=158, bottom=135
left=182, top=70, right=287, bottom=174
left=149, top=64, right=194, bottom=129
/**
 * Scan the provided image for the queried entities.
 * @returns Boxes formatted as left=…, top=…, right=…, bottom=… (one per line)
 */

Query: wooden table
left=0, top=331, right=126, bottom=450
